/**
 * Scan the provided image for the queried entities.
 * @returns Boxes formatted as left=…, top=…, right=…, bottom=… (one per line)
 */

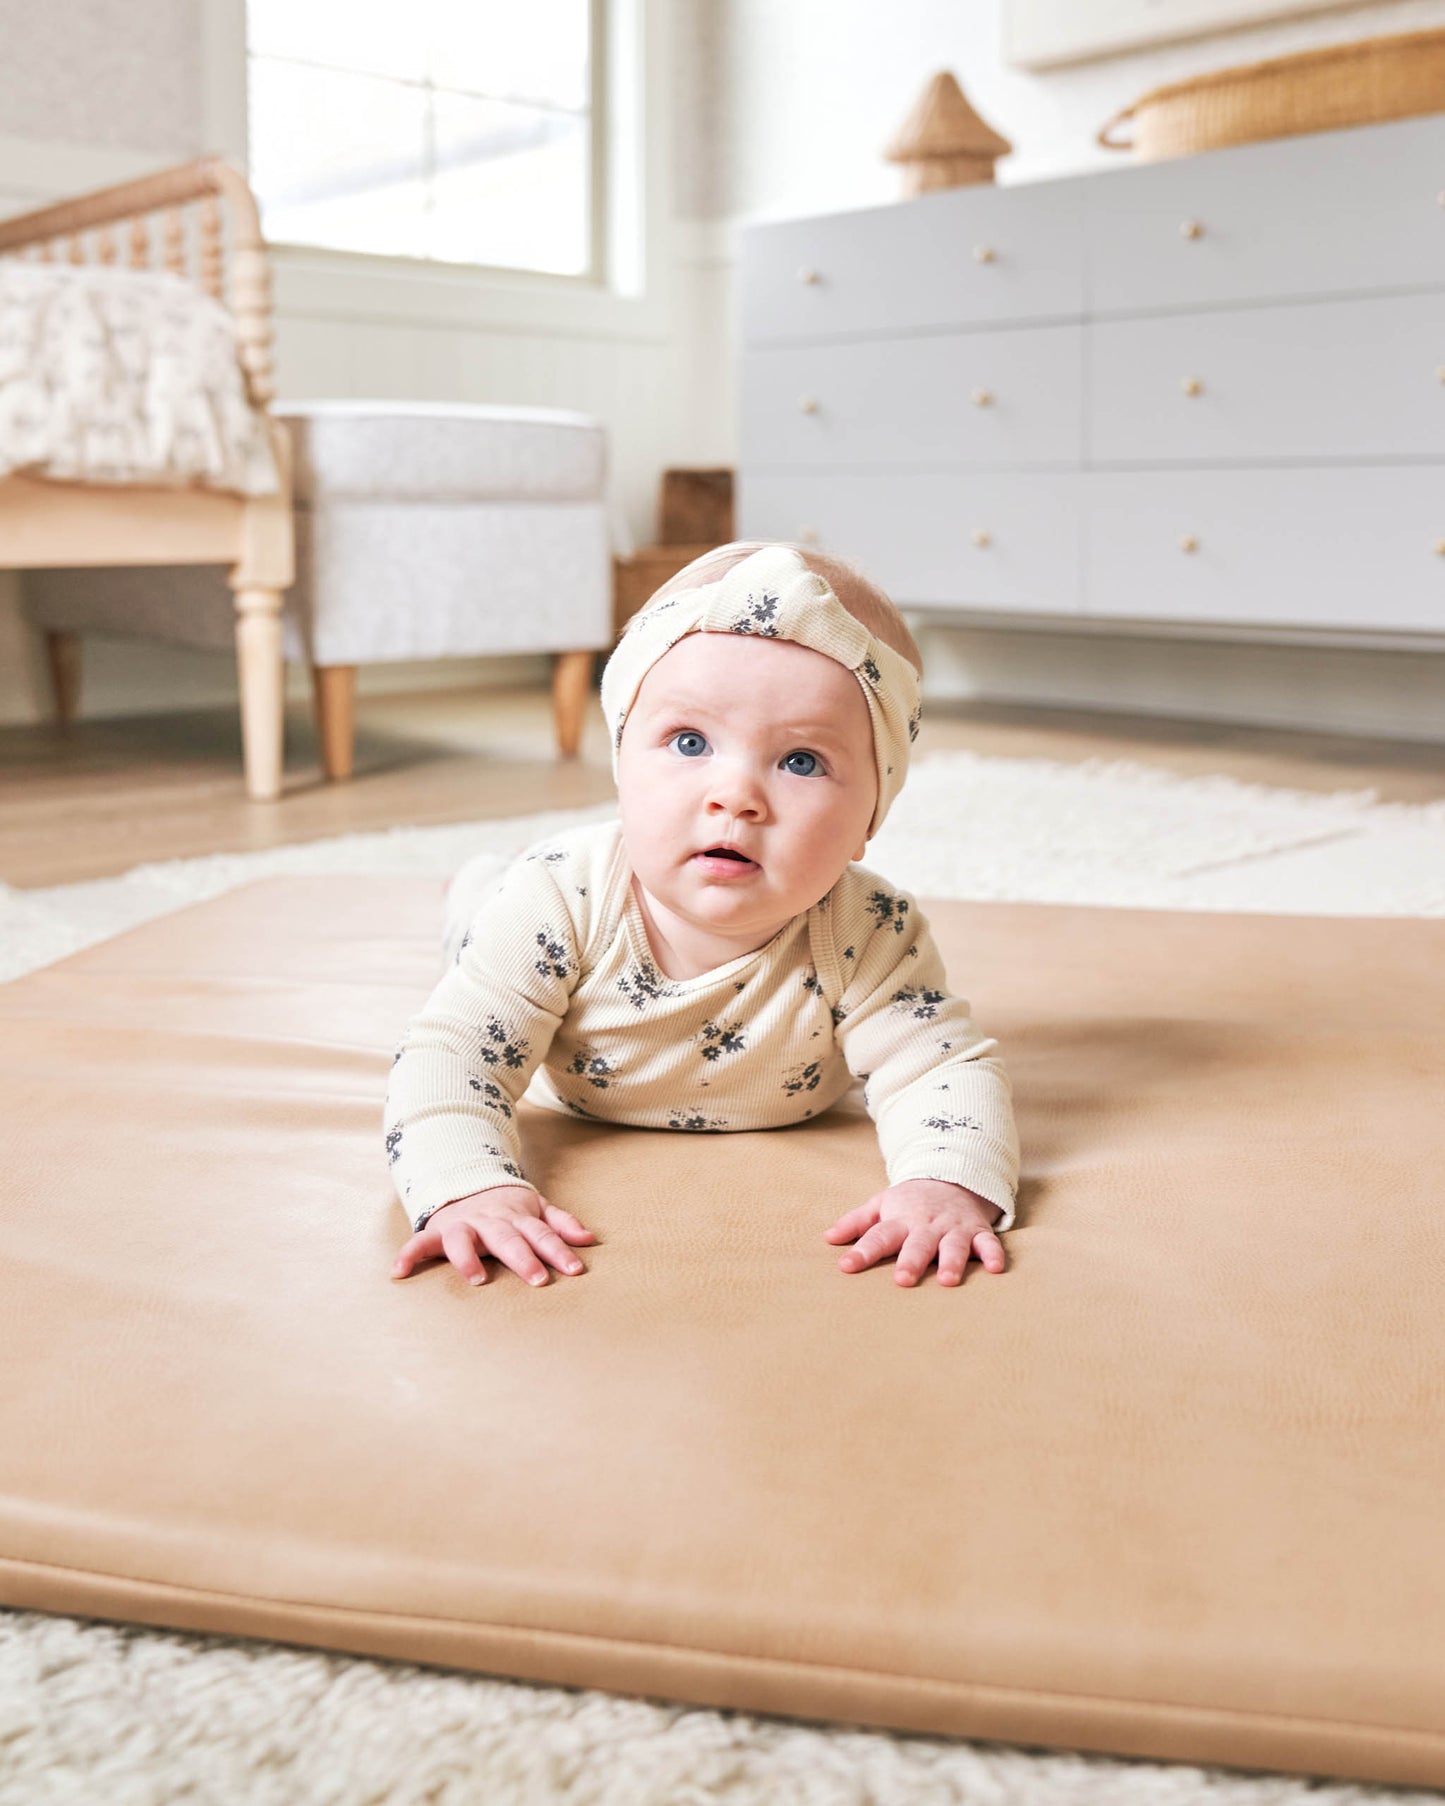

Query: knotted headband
left=600, top=544, right=922, bottom=840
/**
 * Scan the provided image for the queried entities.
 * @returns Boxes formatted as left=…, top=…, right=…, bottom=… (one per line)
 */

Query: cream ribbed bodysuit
left=385, top=819, right=1020, bottom=1233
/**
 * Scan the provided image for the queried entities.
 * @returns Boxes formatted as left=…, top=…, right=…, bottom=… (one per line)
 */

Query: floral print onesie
left=385, top=820, right=1020, bottom=1233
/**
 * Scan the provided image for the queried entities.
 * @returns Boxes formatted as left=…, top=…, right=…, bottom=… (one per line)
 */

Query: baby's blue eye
left=665, top=730, right=823, bottom=777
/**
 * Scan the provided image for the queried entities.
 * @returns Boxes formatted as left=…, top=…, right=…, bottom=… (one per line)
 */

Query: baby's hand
left=391, top=1185, right=596, bottom=1288
left=824, top=1179, right=1005, bottom=1287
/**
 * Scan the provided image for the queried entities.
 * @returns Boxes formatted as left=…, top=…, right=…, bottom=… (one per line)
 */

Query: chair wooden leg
left=551, top=649, right=594, bottom=759
left=233, top=587, right=285, bottom=802
left=44, top=631, right=81, bottom=725
left=311, top=664, right=357, bottom=782
left=228, top=417, right=294, bottom=802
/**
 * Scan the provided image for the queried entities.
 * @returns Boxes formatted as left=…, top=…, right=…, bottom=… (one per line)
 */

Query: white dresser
left=737, top=114, right=1445, bottom=648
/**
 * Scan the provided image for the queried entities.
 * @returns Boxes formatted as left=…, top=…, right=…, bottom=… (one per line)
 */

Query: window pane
left=428, top=91, right=588, bottom=273
left=249, top=59, right=428, bottom=258
left=244, top=0, right=596, bottom=275
left=428, top=0, right=590, bottom=109
left=247, top=0, right=426, bottom=83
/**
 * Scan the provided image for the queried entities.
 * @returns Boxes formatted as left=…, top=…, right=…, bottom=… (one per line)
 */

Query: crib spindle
left=163, top=207, right=185, bottom=275
left=231, top=246, right=277, bottom=406
left=129, top=217, right=149, bottom=269
left=96, top=224, right=117, bottom=265
left=199, top=194, right=224, bottom=299
left=67, top=234, right=85, bottom=265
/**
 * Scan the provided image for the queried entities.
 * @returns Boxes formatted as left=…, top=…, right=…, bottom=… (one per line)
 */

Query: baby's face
left=616, top=631, right=877, bottom=940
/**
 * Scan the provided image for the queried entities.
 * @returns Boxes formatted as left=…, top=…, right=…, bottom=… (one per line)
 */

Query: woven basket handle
left=1097, top=104, right=1135, bottom=150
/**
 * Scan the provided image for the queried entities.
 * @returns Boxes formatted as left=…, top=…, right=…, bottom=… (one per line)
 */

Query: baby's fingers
left=442, top=1219, right=489, bottom=1285
left=390, top=1225, right=443, bottom=1279
left=479, top=1218, right=553, bottom=1288
left=539, top=1199, right=597, bottom=1243
left=823, top=1199, right=882, bottom=1242
left=973, top=1228, right=1006, bottom=1274
left=514, top=1214, right=586, bottom=1277
left=937, top=1228, right=1006, bottom=1285
left=893, top=1224, right=942, bottom=1287
left=838, top=1218, right=907, bottom=1273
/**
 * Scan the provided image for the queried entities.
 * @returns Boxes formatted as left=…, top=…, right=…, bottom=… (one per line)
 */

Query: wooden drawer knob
left=797, top=266, right=821, bottom=284
left=972, top=528, right=992, bottom=548
left=1182, top=376, right=1204, bottom=396
left=971, top=387, right=994, bottom=407
left=1180, top=219, right=1204, bottom=240
left=973, top=244, right=996, bottom=263
left=1180, top=534, right=1200, bottom=553
left=1437, top=365, right=1445, bottom=383
left=1435, top=538, right=1445, bottom=556
left=798, top=396, right=819, bottom=414
left=799, top=525, right=820, bottom=545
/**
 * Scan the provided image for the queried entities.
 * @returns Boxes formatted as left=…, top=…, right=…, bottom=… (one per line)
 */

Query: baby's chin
left=682, top=857, right=851, bottom=918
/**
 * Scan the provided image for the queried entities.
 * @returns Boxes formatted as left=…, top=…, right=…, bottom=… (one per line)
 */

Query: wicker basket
left=1097, top=27, right=1445, bottom=161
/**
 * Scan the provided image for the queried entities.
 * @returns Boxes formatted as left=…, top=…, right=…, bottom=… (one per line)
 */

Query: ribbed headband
left=600, top=544, right=922, bottom=840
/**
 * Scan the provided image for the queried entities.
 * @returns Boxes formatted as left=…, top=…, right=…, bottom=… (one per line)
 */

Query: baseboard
left=4, top=582, right=1437, bottom=747
left=0, top=629, right=552, bottom=725
left=917, top=621, right=1445, bottom=747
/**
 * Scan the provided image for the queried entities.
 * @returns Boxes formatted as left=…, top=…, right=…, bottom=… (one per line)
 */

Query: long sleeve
left=384, top=851, right=583, bottom=1231
left=831, top=881, right=1021, bottom=1231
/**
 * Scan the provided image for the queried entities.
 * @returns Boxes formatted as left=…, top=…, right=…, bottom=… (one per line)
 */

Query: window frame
left=240, top=0, right=608, bottom=287
left=201, top=0, right=670, bottom=341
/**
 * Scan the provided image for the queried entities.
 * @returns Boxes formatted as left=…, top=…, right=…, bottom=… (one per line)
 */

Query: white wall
left=680, top=0, right=1445, bottom=214
left=683, top=0, right=1445, bottom=743
left=0, top=0, right=203, bottom=152
left=4, top=0, right=1444, bottom=740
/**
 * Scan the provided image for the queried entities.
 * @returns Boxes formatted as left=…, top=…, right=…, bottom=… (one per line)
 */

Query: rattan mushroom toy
left=884, top=70, right=1013, bottom=195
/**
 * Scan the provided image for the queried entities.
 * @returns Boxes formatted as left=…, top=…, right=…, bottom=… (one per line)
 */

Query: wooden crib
left=0, top=159, right=294, bottom=801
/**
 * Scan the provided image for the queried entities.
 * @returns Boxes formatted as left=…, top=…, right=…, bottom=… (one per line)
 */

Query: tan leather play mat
left=2, top=875, right=1442, bottom=1789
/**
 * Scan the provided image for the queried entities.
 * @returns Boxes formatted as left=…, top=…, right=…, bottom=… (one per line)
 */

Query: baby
left=386, top=540, right=1020, bottom=1290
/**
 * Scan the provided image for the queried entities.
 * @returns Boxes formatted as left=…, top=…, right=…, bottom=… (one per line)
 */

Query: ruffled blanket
left=0, top=260, right=280, bottom=496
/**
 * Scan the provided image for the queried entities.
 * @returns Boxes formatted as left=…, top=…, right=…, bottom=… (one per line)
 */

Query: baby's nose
left=705, top=761, right=768, bottom=813
left=706, top=782, right=766, bottom=818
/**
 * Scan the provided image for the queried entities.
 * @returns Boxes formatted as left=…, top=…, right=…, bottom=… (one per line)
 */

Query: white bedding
left=0, top=261, right=280, bottom=496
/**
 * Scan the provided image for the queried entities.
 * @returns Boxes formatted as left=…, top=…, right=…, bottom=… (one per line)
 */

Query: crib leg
left=234, top=589, right=284, bottom=801
left=229, top=418, right=294, bottom=803
left=312, top=664, right=356, bottom=781
left=552, top=649, right=594, bottom=758
left=44, top=631, right=81, bottom=725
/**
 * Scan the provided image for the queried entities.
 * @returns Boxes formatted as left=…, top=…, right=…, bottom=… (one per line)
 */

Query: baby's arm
left=827, top=886, right=1020, bottom=1285
left=385, top=850, right=589, bottom=1283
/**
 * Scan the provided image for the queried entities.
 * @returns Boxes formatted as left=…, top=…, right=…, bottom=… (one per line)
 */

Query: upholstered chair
left=24, top=400, right=615, bottom=777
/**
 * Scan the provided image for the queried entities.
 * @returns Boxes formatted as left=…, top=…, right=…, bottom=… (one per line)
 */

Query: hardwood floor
left=2, top=681, right=1442, bottom=888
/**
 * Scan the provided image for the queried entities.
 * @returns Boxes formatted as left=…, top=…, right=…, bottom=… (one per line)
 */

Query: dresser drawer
left=1089, top=292, right=1445, bottom=463
left=1083, top=468, right=1445, bottom=632
left=1087, top=115, right=1445, bottom=314
left=740, top=326, right=1083, bottom=469
left=738, top=471, right=1083, bottom=615
left=740, top=179, right=1085, bottom=345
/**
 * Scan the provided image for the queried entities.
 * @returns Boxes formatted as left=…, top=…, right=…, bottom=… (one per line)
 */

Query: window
left=245, top=0, right=601, bottom=278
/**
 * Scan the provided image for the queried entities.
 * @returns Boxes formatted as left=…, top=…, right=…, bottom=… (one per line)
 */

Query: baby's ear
left=852, top=838, right=867, bottom=862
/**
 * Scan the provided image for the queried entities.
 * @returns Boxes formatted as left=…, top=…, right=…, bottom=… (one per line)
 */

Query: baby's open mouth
left=694, top=846, right=760, bottom=871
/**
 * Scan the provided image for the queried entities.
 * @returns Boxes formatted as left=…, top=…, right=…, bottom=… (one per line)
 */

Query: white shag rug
left=3, top=749, right=1444, bottom=1806
left=3, top=750, right=1444, bottom=985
